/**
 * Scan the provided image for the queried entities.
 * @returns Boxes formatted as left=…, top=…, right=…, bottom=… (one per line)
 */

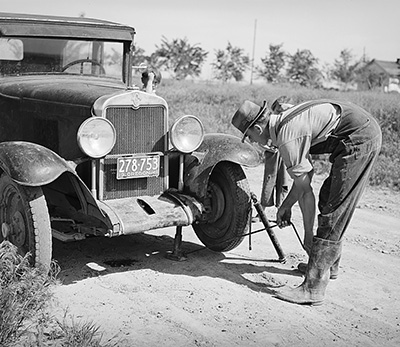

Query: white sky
left=1, top=0, right=399, bottom=80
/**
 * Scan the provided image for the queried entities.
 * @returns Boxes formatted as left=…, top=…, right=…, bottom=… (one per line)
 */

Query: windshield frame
left=0, top=36, right=132, bottom=83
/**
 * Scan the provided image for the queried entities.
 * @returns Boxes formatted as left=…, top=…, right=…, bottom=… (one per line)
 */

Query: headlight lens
left=170, top=115, right=204, bottom=153
left=77, top=117, right=116, bottom=158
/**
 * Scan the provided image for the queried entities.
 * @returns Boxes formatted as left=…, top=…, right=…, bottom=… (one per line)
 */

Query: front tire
left=0, top=174, right=52, bottom=268
left=193, top=162, right=251, bottom=252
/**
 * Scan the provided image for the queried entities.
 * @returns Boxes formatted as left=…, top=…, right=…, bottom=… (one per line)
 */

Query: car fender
left=0, top=141, right=76, bottom=186
left=0, top=141, right=112, bottom=229
left=184, top=133, right=260, bottom=198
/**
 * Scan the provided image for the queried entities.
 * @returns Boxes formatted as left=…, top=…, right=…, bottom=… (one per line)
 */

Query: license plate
left=116, top=154, right=160, bottom=180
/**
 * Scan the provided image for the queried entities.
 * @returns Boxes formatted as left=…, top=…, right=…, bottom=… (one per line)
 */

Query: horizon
left=1, top=0, right=399, bottom=81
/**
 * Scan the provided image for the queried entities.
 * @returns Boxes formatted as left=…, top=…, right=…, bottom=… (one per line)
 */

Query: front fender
left=184, top=133, right=260, bottom=198
left=0, top=141, right=75, bottom=186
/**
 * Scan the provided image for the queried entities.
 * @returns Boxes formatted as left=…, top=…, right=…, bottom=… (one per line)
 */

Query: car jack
left=165, top=226, right=187, bottom=261
left=165, top=192, right=286, bottom=263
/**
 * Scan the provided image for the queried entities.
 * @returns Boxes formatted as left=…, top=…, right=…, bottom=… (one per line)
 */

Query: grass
left=0, top=241, right=55, bottom=346
left=48, top=311, right=119, bottom=347
left=0, top=241, right=117, bottom=347
left=158, top=80, right=400, bottom=190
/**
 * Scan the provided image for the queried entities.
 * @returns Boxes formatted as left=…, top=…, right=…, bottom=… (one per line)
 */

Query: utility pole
left=250, top=19, right=257, bottom=85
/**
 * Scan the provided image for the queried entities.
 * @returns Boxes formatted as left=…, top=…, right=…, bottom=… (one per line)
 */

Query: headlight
left=77, top=117, right=116, bottom=158
left=170, top=115, right=204, bottom=153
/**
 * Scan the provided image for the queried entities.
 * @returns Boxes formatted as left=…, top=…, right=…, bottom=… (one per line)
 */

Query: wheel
left=193, top=162, right=251, bottom=252
left=0, top=174, right=52, bottom=268
left=61, top=58, right=106, bottom=74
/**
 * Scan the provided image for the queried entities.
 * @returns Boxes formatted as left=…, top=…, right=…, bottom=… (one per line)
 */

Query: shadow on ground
left=52, top=231, right=304, bottom=294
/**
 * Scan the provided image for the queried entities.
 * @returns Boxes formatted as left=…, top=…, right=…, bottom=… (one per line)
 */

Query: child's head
left=141, top=68, right=162, bottom=88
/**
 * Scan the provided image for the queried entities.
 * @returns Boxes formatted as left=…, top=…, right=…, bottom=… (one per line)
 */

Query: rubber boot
left=297, top=252, right=341, bottom=280
left=329, top=255, right=341, bottom=279
left=276, top=237, right=342, bottom=305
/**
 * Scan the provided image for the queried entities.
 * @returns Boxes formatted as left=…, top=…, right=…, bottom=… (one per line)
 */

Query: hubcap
left=203, top=181, right=225, bottom=223
left=1, top=222, right=10, bottom=239
left=10, top=211, right=26, bottom=246
left=2, top=186, right=27, bottom=247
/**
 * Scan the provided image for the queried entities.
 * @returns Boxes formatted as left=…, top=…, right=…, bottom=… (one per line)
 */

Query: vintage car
left=0, top=12, right=259, bottom=268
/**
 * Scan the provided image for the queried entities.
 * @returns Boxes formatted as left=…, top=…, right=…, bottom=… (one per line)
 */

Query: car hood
left=0, top=75, right=131, bottom=106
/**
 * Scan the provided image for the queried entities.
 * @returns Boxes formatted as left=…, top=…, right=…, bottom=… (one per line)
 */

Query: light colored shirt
left=269, top=103, right=341, bottom=178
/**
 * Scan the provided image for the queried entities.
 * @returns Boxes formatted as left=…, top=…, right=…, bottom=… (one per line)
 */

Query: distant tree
left=152, top=37, right=208, bottom=80
left=330, top=49, right=358, bottom=85
left=132, top=46, right=147, bottom=67
left=286, top=49, right=321, bottom=87
left=130, top=46, right=152, bottom=76
left=257, top=43, right=286, bottom=83
left=320, top=62, right=333, bottom=80
left=104, top=47, right=122, bottom=67
left=212, top=42, right=250, bottom=82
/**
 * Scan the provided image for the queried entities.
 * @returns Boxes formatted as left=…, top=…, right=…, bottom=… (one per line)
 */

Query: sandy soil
left=50, top=166, right=400, bottom=347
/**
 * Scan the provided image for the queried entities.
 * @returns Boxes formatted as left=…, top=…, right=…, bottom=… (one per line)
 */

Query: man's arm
left=276, top=172, right=315, bottom=251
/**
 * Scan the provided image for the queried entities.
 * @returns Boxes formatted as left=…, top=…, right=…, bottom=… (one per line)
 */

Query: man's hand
left=275, top=172, right=313, bottom=229
left=277, top=206, right=292, bottom=228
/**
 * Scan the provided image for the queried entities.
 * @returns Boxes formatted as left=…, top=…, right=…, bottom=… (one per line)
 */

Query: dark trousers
left=313, top=105, right=382, bottom=241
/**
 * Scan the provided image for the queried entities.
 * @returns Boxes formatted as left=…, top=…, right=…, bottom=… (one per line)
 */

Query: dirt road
left=50, top=166, right=400, bottom=347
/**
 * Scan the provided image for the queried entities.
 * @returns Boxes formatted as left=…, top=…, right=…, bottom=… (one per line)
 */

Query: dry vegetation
left=158, top=80, right=400, bottom=190
left=0, top=241, right=117, bottom=347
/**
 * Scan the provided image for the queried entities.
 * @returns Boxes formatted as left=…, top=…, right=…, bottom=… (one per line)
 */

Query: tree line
left=133, top=37, right=382, bottom=89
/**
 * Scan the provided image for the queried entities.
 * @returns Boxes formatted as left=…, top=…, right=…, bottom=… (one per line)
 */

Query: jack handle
left=251, top=192, right=286, bottom=262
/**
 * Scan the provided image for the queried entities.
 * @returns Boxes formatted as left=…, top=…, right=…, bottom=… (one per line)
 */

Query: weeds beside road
left=0, top=241, right=117, bottom=347
left=159, top=80, right=400, bottom=190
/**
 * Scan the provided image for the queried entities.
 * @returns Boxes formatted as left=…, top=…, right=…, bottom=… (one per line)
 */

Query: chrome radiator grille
left=103, top=106, right=167, bottom=200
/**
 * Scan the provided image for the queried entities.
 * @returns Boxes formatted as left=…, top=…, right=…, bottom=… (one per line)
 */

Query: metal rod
left=98, top=158, right=104, bottom=200
left=166, top=153, right=186, bottom=261
left=251, top=192, right=286, bottom=262
left=172, top=226, right=183, bottom=253
left=178, top=154, right=184, bottom=191
left=91, top=160, right=97, bottom=198
left=290, top=222, right=308, bottom=252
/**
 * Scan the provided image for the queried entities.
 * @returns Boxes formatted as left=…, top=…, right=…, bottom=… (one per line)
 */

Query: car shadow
left=52, top=231, right=303, bottom=295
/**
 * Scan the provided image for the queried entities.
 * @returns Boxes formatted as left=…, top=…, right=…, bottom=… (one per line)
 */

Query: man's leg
left=277, top=236, right=342, bottom=305
left=277, top=129, right=381, bottom=305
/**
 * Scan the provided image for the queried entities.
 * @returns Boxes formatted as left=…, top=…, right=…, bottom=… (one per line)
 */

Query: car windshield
left=0, top=37, right=124, bottom=80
